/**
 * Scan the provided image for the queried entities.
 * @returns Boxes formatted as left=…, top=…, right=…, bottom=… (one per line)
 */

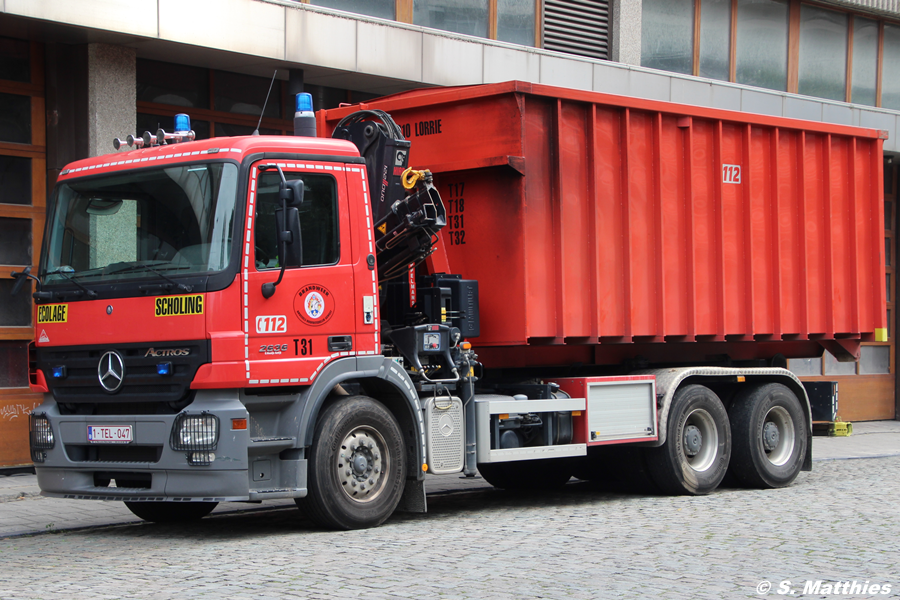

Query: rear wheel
left=646, top=384, right=731, bottom=495
left=298, top=396, right=406, bottom=530
left=477, top=459, right=572, bottom=490
left=728, top=383, right=807, bottom=488
left=124, top=501, right=217, bottom=523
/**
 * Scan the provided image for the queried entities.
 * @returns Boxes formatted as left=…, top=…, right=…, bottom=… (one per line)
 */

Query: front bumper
left=33, top=391, right=252, bottom=502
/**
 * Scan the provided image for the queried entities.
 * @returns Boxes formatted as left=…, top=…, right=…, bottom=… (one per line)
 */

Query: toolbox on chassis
left=14, top=82, right=886, bottom=529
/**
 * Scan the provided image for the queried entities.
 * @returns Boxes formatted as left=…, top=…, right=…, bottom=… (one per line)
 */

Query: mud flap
left=395, top=476, right=427, bottom=513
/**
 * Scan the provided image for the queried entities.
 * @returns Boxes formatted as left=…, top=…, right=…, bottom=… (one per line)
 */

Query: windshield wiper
left=44, top=268, right=98, bottom=298
left=106, top=262, right=193, bottom=292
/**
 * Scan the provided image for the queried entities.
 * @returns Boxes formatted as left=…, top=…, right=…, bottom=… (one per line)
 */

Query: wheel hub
left=763, top=421, right=780, bottom=452
left=683, top=424, right=703, bottom=457
left=352, top=454, right=369, bottom=475
left=337, top=428, right=387, bottom=503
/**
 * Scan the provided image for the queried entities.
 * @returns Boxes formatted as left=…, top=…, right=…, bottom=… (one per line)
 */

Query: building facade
left=1, top=0, right=898, bottom=465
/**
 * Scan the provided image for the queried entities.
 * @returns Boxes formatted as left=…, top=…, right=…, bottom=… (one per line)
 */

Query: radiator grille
left=543, top=0, right=610, bottom=60
left=65, top=444, right=162, bottom=463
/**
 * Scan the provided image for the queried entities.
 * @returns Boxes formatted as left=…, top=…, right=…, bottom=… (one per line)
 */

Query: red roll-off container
left=319, top=82, right=887, bottom=368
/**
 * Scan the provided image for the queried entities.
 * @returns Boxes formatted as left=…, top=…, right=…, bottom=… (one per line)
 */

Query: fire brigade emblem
left=294, top=284, right=334, bottom=326
left=306, top=292, right=324, bottom=319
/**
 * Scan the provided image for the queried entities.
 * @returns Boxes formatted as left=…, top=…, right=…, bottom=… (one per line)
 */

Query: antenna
left=253, top=70, right=278, bottom=136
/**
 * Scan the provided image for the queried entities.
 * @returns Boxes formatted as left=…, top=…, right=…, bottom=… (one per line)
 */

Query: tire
left=124, top=501, right=217, bottom=523
left=477, top=459, right=573, bottom=490
left=298, top=396, right=406, bottom=530
left=728, top=383, right=807, bottom=489
left=646, top=384, right=731, bottom=495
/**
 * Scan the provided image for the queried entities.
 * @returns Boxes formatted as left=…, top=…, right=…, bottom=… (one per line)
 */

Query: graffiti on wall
left=0, top=401, right=43, bottom=422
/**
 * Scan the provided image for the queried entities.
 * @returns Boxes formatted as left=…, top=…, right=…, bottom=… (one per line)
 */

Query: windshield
left=41, top=162, right=239, bottom=285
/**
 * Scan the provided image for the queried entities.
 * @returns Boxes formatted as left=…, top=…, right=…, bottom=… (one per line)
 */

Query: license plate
left=87, top=425, right=133, bottom=444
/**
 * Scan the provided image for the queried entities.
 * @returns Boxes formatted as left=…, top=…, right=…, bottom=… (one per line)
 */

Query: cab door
left=242, top=160, right=356, bottom=385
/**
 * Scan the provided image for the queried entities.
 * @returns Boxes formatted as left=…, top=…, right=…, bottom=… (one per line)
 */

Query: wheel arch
left=292, top=356, right=426, bottom=481
left=636, top=367, right=812, bottom=472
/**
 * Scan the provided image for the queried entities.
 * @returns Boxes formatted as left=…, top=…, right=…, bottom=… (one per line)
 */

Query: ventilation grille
left=543, top=0, right=610, bottom=61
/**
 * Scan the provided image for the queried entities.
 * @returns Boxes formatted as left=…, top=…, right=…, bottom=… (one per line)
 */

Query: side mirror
left=275, top=206, right=303, bottom=268
left=282, top=179, right=304, bottom=207
left=261, top=171, right=305, bottom=299
left=10, top=266, right=32, bottom=296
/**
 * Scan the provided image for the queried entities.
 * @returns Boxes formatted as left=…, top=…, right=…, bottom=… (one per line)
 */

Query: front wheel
left=299, top=396, right=406, bottom=530
left=124, top=501, right=217, bottom=523
left=646, top=384, right=731, bottom=495
left=728, top=383, right=807, bottom=488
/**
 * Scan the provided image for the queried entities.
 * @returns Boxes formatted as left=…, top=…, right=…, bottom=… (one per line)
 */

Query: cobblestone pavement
left=0, top=455, right=898, bottom=599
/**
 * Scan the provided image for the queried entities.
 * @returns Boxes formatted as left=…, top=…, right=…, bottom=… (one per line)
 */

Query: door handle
left=328, top=336, right=353, bottom=352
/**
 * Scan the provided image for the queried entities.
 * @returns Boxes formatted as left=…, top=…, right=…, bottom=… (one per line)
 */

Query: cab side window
left=255, top=171, right=339, bottom=269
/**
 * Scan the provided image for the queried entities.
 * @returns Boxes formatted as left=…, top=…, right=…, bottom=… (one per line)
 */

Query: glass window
left=699, top=0, right=731, bottom=81
left=859, top=345, right=890, bottom=374
left=0, top=217, right=32, bottom=265
left=887, top=273, right=891, bottom=302
left=0, top=93, right=31, bottom=144
left=823, top=350, right=857, bottom=375
left=882, top=25, right=900, bottom=110
left=214, top=71, right=282, bottom=120
left=798, top=5, right=847, bottom=101
left=0, top=37, right=30, bottom=83
left=42, top=163, right=239, bottom=286
left=641, top=0, right=694, bottom=75
left=137, top=59, right=210, bottom=109
left=735, top=0, right=789, bottom=91
left=414, top=0, right=489, bottom=38
left=300, top=84, right=378, bottom=114
left=850, top=17, right=878, bottom=106
left=215, top=123, right=281, bottom=138
left=137, top=113, right=210, bottom=142
left=788, top=356, right=822, bottom=376
left=0, top=156, right=31, bottom=205
left=255, top=172, right=339, bottom=269
left=310, top=0, right=394, bottom=20
left=497, top=0, right=536, bottom=47
left=0, top=341, right=28, bottom=388
left=0, top=279, right=31, bottom=326
left=886, top=201, right=893, bottom=229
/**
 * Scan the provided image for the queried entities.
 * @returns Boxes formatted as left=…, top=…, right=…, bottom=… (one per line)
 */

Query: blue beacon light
left=156, top=362, right=172, bottom=376
left=174, top=113, right=191, bottom=133
left=295, top=93, right=313, bottom=113
left=52, top=366, right=66, bottom=379
left=293, top=93, right=317, bottom=137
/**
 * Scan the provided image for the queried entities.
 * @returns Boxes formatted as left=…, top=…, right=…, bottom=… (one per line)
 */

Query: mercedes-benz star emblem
left=98, top=350, right=125, bottom=393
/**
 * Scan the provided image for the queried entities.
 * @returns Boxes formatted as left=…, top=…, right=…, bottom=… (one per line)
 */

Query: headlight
left=29, top=414, right=54, bottom=449
left=29, top=414, right=54, bottom=464
left=170, top=413, right=219, bottom=452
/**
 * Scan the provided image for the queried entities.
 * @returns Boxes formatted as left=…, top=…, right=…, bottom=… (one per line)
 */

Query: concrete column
left=610, top=0, right=642, bottom=66
left=85, top=44, right=137, bottom=267
left=86, top=43, right=136, bottom=158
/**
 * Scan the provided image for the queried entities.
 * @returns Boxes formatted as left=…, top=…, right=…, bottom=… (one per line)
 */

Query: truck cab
left=26, top=130, right=415, bottom=521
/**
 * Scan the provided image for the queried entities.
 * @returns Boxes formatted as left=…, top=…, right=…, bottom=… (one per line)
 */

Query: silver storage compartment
left=586, top=379, right=656, bottom=443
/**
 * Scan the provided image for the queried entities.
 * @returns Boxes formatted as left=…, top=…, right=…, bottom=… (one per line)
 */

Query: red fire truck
left=14, top=82, right=885, bottom=529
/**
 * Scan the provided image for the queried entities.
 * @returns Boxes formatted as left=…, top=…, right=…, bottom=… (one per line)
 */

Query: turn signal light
left=232, top=418, right=248, bottom=431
